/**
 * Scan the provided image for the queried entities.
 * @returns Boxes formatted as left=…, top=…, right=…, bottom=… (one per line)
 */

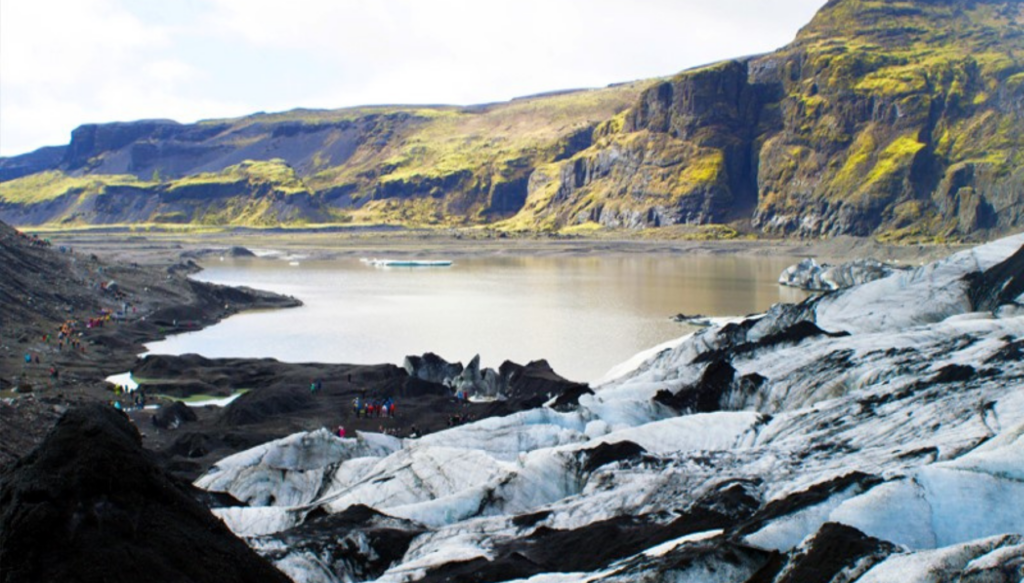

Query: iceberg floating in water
left=361, top=258, right=453, bottom=268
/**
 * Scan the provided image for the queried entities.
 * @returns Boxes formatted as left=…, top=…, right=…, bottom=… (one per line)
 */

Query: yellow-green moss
left=307, top=81, right=651, bottom=201
left=855, top=68, right=927, bottom=96
left=0, top=171, right=152, bottom=204
left=560, top=221, right=604, bottom=235
left=674, top=150, right=724, bottom=194
left=168, top=159, right=309, bottom=195
left=864, top=135, right=925, bottom=187
left=832, top=130, right=878, bottom=192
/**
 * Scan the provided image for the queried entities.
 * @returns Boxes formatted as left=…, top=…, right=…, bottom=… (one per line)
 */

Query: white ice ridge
left=194, top=234, right=1024, bottom=583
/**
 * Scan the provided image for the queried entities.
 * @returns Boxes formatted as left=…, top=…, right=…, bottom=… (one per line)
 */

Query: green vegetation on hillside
left=0, top=171, right=155, bottom=204
left=168, top=159, right=311, bottom=196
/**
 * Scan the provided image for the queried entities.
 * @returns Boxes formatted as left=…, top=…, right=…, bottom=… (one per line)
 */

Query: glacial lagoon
left=146, top=254, right=809, bottom=383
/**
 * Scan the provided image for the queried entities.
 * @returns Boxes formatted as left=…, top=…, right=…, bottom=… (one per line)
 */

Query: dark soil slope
left=0, top=403, right=291, bottom=583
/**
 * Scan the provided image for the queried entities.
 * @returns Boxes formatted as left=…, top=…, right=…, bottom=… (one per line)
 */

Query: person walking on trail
left=337, top=425, right=346, bottom=438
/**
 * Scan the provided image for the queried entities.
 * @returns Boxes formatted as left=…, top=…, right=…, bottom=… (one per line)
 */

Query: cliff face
left=513, top=60, right=772, bottom=230
left=1, top=0, right=1022, bottom=238
left=750, top=0, right=1024, bottom=239
left=517, top=0, right=1024, bottom=238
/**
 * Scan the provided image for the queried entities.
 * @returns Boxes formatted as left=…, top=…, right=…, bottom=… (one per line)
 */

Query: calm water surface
left=146, top=255, right=808, bottom=382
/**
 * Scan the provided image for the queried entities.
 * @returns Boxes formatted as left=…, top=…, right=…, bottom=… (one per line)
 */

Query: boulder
left=403, top=352, right=463, bottom=385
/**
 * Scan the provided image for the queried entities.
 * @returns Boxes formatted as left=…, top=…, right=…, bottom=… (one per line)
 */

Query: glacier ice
left=193, top=234, right=1024, bottom=582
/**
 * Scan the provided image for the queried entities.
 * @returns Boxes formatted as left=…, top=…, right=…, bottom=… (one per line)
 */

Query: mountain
left=0, top=88, right=646, bottom=229
left=185, top=234, right=1024, bottom=582
left=525, top=0, right=1024, bottom=238
left=1, top=0, right=1023, bottom=239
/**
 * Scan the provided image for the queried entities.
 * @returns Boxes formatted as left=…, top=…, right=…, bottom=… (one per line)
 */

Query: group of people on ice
left=352, top=396, right=396, bottom=419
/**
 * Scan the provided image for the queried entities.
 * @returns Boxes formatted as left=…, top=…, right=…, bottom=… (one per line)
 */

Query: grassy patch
left=168, top=159, right=310, bottom=196
left=0, top=171, right=154, bottom=204
left=560, top=221, right=604, bottom=235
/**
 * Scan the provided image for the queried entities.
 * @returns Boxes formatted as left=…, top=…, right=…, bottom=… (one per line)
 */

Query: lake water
left=145, top=254, right=808, bottom=383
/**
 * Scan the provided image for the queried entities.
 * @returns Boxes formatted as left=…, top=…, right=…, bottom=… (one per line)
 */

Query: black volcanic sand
left=0, top=403, right=292, bottom=583
left=128, top=354, right=589, bottom=480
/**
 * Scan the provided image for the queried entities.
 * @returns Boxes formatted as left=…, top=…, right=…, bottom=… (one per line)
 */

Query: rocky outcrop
left=0, top=403, right=291, bottom=583
left=779, top=257, right=910, bottom=291
left=403, top=352, right=464, bottom=385
left=411, top=353, right=591, bottom=408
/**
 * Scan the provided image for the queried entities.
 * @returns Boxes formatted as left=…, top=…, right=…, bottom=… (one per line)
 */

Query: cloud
left=0, top=0, right=239, bottom=155
left=1, top=0, right=828, bottom=156
left=201, top=0, right=827, bottom=106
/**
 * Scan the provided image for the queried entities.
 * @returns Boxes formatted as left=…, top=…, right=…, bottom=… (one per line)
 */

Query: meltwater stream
left=145, top=255, right=808, bottom=383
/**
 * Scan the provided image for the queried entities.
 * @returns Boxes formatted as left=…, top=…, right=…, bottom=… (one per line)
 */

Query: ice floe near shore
left=196, top=234, right=1024, bottom=582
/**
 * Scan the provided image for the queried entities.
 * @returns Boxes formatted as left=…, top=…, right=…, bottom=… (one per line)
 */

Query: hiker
left=353, top=397, right=362, bottom=417
left=337, top=425, right=346, bottom=438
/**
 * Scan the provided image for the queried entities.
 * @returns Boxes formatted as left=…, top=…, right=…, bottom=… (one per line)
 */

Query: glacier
left=195, top=234, right=1024, bottom=582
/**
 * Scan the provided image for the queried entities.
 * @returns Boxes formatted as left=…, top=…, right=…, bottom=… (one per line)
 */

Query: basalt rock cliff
left=1, top=0, right=1022, bottom=239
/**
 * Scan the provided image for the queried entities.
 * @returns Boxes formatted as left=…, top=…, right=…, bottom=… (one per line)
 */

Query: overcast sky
left=0, top=0, right=828, bottom=157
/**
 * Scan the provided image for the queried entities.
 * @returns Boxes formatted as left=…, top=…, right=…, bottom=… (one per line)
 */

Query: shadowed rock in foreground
left=0, top=403, right=290, bottom=583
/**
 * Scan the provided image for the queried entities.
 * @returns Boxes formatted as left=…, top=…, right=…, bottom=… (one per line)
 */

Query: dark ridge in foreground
left=0, top=403, right=291, bottom=583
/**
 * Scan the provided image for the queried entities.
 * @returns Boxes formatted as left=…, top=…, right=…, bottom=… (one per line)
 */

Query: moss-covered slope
left=0, top=86, right=646, bottom=228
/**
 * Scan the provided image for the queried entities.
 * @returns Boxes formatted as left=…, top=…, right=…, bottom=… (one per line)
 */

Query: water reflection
left=146, top=255, right=808, bottom=383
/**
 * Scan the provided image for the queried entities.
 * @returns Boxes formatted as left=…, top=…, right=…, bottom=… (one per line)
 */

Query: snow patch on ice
left=643, top=529, right=724, bottom=557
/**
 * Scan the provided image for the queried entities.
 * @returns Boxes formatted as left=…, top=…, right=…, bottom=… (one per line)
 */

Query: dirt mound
left=0, top=403, right=290, bottom=583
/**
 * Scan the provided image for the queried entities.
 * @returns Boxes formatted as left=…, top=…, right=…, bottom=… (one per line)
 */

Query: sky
left=0, top=0, right=828, bottom=157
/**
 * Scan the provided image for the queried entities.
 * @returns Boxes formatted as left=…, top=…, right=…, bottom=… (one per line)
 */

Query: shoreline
left=38, top=229, right=970, bottom=266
